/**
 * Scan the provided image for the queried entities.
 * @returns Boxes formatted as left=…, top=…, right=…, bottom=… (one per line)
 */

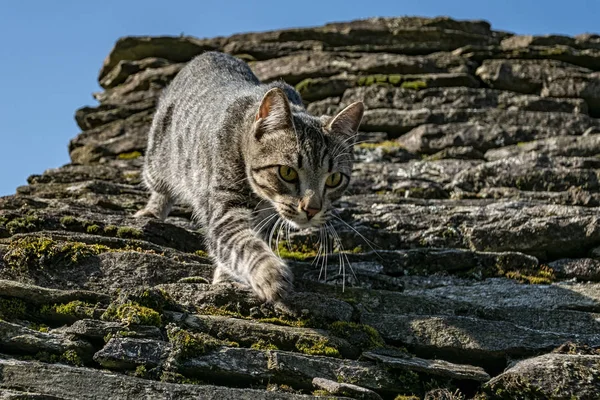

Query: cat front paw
left=249, top=255, right=293, bottom=303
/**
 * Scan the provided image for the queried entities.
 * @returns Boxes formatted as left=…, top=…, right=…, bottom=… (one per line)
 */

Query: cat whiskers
left=330, top=213, right=381, bottom=258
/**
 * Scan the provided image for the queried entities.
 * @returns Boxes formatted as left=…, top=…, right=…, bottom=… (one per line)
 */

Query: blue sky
left=1, top=0, right=599, bottom=196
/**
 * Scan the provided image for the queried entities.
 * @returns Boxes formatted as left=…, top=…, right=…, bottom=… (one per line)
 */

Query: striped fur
left=136, top=52, right=363, bottom=302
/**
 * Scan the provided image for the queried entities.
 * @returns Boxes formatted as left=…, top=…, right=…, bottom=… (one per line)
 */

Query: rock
left=548, top=258, right=600, bottom=281
left=251, top=52, right=474, bottom=84
left=93, top=337, right=170, bottom=369
left=100, top=57, right=173, bottom=89
left=312, top=377, right=383, bottom=400
left=542, top=71, right=600, bottom=116
left=98, top=36, right=221, bottom=81
left=0, top=320, right=94, bottom=362
left=485, top=134, right=600, bottom=160
left=0, top=357, right=319, bottom=399
left=362, top=351, right=490, bottom=381
left=483, top=353, right=600, bottom=398
left=476, top=59, right=590, bottom=94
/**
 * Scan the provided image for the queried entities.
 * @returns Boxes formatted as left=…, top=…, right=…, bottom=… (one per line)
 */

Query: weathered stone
left=476, top=58, right=591, bottom=93
left=252, top=52, right=474, bottom=84
left=542, top=71, right=600, bottom=116
left=0, top=320, right=94, bottom=362
left=100, top=57, right=173, bottom=88
left=485, top=134, right=600, bottom=160
left=483, top=353, right=600, bottom=398
left=341, top=85, right=587, bottom=114
left=99, top=36, right=221, bottom=81
left=312, top=377, right=383, bottom=400
left=548, top=258, right=600, bottom=281
left=0, top=358, right=319, bottom=399
left=362, top=351, right=490, bottom=381
left=93, top=337, right=170, bottom=369
left=0, top=279, right=109, bottom=306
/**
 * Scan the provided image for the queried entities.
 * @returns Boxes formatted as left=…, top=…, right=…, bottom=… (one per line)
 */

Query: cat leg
left=207, top=204, right=293, bottom=302
left=134, top=191, right=173, bottom=220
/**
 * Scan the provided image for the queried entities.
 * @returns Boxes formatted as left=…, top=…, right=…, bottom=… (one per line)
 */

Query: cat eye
left=278, top=165, right=299, bottom=183
left=325, top=172, right=343, bottom=188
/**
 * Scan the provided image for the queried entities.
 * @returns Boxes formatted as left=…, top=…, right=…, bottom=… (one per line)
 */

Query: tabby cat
left=136, top=52, right=364, bottom=302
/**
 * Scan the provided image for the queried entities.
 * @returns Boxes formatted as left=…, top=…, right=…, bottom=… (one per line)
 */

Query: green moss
left=168, top=327, right=233, bottom=358
left=277, top=240, right=317, bottom=261
left=4, top=237, right=111, bottom=271
left=179, top=276, right=210, bottom=284
left=251, top=339, right=279, bottom=351
left=86, top=224, right=100, bottom=234
left=134, top=288, right=176, bottom=313
left=59, top=216, right=77, bottom=226
left=0, top=297, right=27, bottom=320
left=329, top=321, right=385, bottom=350
left=198, top=305, right=244, bottom=318
left=258, top=316, right=310, bottom=328
left=160, top=371, right=206, bottom=385
left=61, top=350, right=83, bottom=366
left=394, top=396, right=420, bottom=400
left=295, top=337, right=340, bottom=357
left=313, top=389, right=333, bottom=396
left=103, top=225, right=118, bottom=235
left=116, top=226, right=143, bottom=239
left=5, top=215, right=42, bottom=234
left=134, top=365, right=148, bottom=378
left=29, top=323, right=50, bottom=332
left=194, top=249, right=209, bottom=257
left=401, top=80, right=427, bottom=90
left=504, top=265, right=556, bottom=284
left=117, top=151, right=142, bottom=160
left=356, top=74, right=427, bottom=90
left=50, top=301, right=95, bottom=318
left=540, top=46, right=569, bottom=56
left=102, top=302, right=162, bottom=327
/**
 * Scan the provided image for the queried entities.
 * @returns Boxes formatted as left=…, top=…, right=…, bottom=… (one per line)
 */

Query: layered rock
left=1, top=16, right=600, bottom=400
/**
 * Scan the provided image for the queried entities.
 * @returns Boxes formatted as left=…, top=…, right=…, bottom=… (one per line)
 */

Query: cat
left=135, top=52, right=364, bottom=302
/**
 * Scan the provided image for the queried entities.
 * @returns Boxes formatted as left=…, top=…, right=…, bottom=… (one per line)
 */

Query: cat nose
left=302, top=206, right=321, bottom=220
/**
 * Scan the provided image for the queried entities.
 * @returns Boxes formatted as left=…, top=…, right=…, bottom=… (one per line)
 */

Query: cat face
left=248, top=88, right=364, bottom=229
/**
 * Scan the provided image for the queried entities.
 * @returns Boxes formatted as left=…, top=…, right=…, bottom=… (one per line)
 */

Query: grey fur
left=136, top=52, right=364, bottom=302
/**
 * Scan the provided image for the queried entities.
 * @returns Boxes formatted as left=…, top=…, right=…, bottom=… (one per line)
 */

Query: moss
left=117, top=151, right=142, bottom=160
left=277, top=240, right=317, bottom=261
left=168, top=327, right=235, bottom=358
left=401, top=80, right=427, bottom=90
left=313, top=389, right=333, bottom=396
left=258, top=316, right=310, bottom=328
left=358, top=140, right=402, bottom=150
left=116, top=226, right=143, bottom=239
left=134, top=288, right=177, bottom=313
left=102, top=302, right=162, bottom=327
left=29, top=323, right=50, bottom=333
left=329, top=321, right=385, bottom=350
left=134, top=365, right=148, bottom=378
left=103, top=225, right=118, bottom=235
left=179, top=276, right=210, bottom=284
left=356, top=74, right=427, bottom=90
left=295, top=337, right=340, bottom=357
left=504, top=265, right=556, bottom=284
left=59, top=216, right=77, bottom=226
left=86, top=224, right=100, bottom=234
left=4, top=237, right=111, bottom=271
left=251, top=339, right=279, bottom=351
left=61, top=350, right=83, bottom=366
left=194, top=249, right=209, bottom=257
left=5, top=215, right=42, bottom=234
left=160, top=371, right=206, bottom=385
left=0, top=297, right=27, bottom=320
left=394, top=396, right=420, bottom=400
left=540, top=46, right=569, bottom=56
left=198, top=305, right=244, bottom=318
left=43, top=300, right=95, bottom=319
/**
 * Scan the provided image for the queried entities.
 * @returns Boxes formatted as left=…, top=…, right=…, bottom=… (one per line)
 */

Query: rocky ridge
left=1, top=16, right=600, bottom=399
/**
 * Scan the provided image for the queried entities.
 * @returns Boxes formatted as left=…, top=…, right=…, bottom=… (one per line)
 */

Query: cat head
left=247, top=87, right=364, bottom=229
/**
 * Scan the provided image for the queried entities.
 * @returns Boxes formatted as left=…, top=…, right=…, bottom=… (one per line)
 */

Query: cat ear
left=255, top=88, right=294, bottom=140
left=326, top=101, right=364, bottom=140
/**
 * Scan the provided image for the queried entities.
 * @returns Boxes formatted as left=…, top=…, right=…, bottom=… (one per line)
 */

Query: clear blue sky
left=1, top=0, right=599, bottom=196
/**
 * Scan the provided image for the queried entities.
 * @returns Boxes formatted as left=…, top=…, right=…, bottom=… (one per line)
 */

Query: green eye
left=278, top=165, right=298, bottom=183
left=325, top=172, right=343, bottom=188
